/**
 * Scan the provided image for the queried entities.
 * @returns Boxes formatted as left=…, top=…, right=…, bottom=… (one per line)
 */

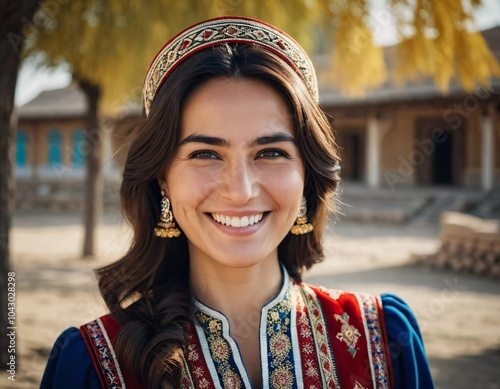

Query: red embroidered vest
left=80, top=282, right=393, bottom=389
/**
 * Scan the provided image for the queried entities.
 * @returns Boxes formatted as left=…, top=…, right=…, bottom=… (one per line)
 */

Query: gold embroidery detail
left=270, top=311, right=280, bottom=322
left=334, top=312, right=361, bottom=357
left=209, top=337, right=230, bottom=363
left=269, top=332, right=292, bottom=362
left=299, top=285, right=341, bottom=388
left=270, top=365, right=294, bottom=389
left=222, top=368, right=241, bottom=389
left=305, top=359, right=319, bottom=378
left=208, top=319, right=221, bottom=333
left=265, top=288, right=297, bottom=386
left=196, top=311, right=242, bottom=388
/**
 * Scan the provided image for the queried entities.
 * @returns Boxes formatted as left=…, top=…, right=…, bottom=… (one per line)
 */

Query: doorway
left=336, top=128, right=365, bottom=182
left=415, top=118, right=465, bottom=186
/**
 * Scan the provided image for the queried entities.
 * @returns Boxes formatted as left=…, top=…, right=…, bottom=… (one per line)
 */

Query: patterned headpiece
left=143, top=16, right=318, bottom=116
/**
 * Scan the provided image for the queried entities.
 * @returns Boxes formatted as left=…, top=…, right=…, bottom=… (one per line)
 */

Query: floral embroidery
left=270, top=365, right=295, bottom=389
left=334, top=312, right=362, bottom=357
left=222, top=368, right=242, bottom=389
left=188, top=343, right=200, bottom=362
left=208, top=320, right=221, bottom=333
left=196, top=311, right=243, bottom=389
left=301, top=342, right=314, bottom=355
left=358, top=294, right=391, bottom=388
left=264, top=287, right=298, bottom=389
left=182, top=324, right=215, bottom=389
left=192, top=366, right=204, bottom=378
left=299, top=285, right=341, bottom=389
left=295, top=286, right=323, bottom=388
left=209, top=337, right=230, bottom=362
left=304, top=359, right=320, bottom=378
left=179, top=277, right=391, bottom=389
left=80, top=320, right=125, bottom=389
left=270, top=332, right=292, bottom=362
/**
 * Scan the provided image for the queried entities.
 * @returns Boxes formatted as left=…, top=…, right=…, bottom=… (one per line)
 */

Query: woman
left=41, top=16, right=434, bottom=389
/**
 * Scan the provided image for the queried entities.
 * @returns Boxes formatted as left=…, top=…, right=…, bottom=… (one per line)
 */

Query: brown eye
left=189, top=150, right=219, bottom=160
left=257, top=149, right=289, bottom=159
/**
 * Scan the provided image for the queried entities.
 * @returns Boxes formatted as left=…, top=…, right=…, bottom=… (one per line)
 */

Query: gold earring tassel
left=154, top=192, right=181, bottom=238
left=290, top=198, right=314, bottom=235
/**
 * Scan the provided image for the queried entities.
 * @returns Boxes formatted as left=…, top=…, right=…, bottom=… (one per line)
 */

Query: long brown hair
left=96, top=44, right=341, bottom=388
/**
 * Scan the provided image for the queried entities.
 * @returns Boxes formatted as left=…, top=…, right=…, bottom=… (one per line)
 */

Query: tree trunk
left=0, top=0, right=39, bottom=367
left=78, top=79, right=103, bottom=258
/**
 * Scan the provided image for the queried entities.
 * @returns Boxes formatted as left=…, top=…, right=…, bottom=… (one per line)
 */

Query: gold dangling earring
left=290, top=197, right=314, bottom=235
left=154, top=190, right=181, bottom=238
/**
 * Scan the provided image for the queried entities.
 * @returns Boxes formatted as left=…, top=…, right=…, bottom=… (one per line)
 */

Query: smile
left=211, top=213, right=264, bottom=228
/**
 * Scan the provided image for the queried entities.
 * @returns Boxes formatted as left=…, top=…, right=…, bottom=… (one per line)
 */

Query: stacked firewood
left=427, top=212, right=500, bottom=278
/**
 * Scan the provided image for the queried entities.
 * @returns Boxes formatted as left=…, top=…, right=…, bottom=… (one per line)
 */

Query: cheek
left=265, top=165, right=305, bottom=194
left=166, top=168, right=219, bottom=212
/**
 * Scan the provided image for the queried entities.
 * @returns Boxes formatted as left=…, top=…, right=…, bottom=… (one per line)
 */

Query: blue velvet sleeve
left=381, top=294, right=434, bottom=389
left=40, top=327, right=100, bottom=389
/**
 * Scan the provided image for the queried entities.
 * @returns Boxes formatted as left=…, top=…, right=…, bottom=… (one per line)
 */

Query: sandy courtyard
left=1, top=210, right=499, bottom=388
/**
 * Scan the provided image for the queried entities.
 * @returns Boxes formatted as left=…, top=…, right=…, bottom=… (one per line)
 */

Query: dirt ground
left=1, top=210, right=499, bottom=388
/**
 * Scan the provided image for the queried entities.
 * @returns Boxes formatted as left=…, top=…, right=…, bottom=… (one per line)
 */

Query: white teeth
left=211, top=213, right=264, bottom=227
left=231, top=217, right=241, bottom=227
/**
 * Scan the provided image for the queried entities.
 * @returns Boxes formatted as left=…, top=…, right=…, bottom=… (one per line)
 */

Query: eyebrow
left=178, top=132, right=296, bottom=148
left=178, top=134, right=229, bottom=148
left=250, top=132, right=297, bottom=147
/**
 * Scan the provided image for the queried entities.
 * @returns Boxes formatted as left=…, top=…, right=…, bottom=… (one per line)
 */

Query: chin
left=212, top=253, right=277, bottom=270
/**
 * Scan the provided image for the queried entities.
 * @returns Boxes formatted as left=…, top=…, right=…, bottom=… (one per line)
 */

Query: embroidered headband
left=143, top=16, right=319, bottom=116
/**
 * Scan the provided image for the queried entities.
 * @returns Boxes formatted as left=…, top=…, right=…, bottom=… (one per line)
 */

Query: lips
left=211, top=213, right=263, bottom=228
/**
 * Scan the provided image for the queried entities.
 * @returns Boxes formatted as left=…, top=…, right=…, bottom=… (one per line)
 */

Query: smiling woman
left=164, top=78, right=305, bottom=273
left=40, top=16, right=434, bottom=389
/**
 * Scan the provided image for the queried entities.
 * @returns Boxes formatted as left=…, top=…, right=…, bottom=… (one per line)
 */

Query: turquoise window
left=72, top=129, right=85, bottom=167
left=47, top=129, right=62, bottom=165
left=16, top=130, right=28, bottom=167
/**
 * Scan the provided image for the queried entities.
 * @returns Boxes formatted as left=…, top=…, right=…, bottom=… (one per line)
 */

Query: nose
left=220, top=160, right=259, bottom=204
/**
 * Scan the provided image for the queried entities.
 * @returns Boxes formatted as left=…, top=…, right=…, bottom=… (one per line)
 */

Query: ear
left=157, top=177, right=169, bottom=197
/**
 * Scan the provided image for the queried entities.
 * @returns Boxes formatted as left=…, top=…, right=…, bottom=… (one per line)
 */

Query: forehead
left=180, top=78, right=294, bottom=140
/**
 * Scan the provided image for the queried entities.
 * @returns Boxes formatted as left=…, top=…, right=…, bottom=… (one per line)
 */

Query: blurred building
left=15, top=26, right=500, bottom=218
left=318, top=25, right=500, bottom=191
left=15, top=84, right=123, bottom=210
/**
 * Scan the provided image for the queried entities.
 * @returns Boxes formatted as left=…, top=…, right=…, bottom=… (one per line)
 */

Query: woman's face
left=161, top=78, right=305, bottom=271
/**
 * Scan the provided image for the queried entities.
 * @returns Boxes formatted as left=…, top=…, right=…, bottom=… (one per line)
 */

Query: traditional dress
left=41, top=271, right=434, bottom=388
